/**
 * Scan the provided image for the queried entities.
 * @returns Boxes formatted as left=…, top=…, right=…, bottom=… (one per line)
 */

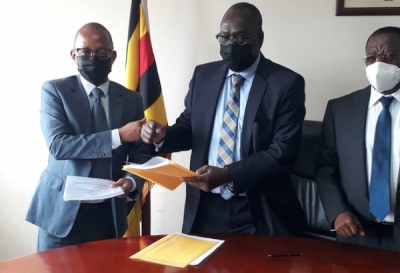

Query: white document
left=125, top=156, right=169, bottom=169
left=63, top=176, right=124, bottom=201
left=178, top=233, right=225, bottom=266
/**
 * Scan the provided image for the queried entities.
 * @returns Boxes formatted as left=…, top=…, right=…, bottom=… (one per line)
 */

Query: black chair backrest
left=291, top=120, right=334, bottom=240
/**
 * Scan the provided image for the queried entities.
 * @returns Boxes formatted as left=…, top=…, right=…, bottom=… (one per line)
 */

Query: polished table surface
left=1, top=234, right=400, bottom=273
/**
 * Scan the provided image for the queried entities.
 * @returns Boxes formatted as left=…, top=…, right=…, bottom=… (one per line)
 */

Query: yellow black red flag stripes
left=124, top=0, right=168, bottom=237
left=126, top=0, right=167, bottom=125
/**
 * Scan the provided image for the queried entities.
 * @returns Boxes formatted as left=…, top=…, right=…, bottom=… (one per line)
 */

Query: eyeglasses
left=215, top=32, right=258, bottom=46
left=363, top=53, right=400, bottom=64
left=75, top=48, right=112, bottom=60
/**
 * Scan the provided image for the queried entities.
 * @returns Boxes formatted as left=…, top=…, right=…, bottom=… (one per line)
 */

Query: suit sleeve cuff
left=111, top=129, right=122, bottom=150
left=125, top=176, right=137, bottom=192
left=154, top=140, right=165, bottom=152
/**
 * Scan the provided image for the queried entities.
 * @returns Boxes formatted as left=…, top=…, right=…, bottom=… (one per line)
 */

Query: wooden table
left=1, top=234, right=400, bottom=272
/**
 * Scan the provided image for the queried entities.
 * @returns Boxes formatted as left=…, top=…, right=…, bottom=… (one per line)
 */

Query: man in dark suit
left=316, top=26, right=400, bottom=251
left=26, top=23, right=151, bottom=251
left=141, top=3, right=307, bottom=235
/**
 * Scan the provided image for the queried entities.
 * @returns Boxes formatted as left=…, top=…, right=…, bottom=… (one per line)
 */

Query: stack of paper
left=63, top=176, right=124, bottom=201
left=130, top=233, right=224, bottom=268
left=123, top=157, right=198, bottom=191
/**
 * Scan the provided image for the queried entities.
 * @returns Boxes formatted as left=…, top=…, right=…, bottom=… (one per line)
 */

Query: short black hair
left=366, top=26, right=400, bottom=49
left=225, top=2, right=263, bottom=31
left=74, top=22, right=114, bottom=49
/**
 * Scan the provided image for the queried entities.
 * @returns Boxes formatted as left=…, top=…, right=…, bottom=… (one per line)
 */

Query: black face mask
left=77, top=56, right=112, bottom=85
left=220, top=44, right=256, bottom=72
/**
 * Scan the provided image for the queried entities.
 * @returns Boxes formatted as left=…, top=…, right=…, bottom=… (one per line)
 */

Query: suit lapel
left=349, top=87, right=370, bottom=197
left=198, top=64, right=227, bottom=164
left=108, top=82, right=124, bottom=130
left=70, top=76, right=92, bottom=133
left=241, top=57, right=270, bottom=157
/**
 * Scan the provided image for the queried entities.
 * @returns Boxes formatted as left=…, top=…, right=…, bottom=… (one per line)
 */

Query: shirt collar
left=80, top=75, right=110, bottom=97
left=368, top=86, right=400, bottom=109
left=227, top=53, right=261, bottom=81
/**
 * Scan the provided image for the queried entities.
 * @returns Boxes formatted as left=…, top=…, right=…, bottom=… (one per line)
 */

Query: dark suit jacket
left=26, top=75, right=151, bottom=238
left=316, top=86, right=400, bottom=249
left=159, top=55, right=308, bottom=235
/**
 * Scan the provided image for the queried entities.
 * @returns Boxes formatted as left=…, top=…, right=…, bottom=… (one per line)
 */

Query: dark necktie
left=88, top=87, right=111, bottom=179
left=216, top=74, right=244, bottom=200
left=369, top=96, right=394, bottom=221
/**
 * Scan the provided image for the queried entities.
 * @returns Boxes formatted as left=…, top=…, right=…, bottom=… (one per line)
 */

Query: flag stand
left=142, top=192, right=151, bottom=235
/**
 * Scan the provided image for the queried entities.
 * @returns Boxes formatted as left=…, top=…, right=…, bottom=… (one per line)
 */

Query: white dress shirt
left=366, top=87, right=400, bottom=222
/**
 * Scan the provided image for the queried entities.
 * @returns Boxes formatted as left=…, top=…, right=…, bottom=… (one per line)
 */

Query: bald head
left=218, top=2, right=264, bottom=72
left=223, top=2, right=263, bottom=32
left=74, top=22, right=114, bottom=50
left=71, top=22, right=117, bottom=86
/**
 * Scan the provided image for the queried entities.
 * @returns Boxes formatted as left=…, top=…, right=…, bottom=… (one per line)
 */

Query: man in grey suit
left=26, top=23, right=151, bottom=251
left=316, top=26, right=400, bottom=251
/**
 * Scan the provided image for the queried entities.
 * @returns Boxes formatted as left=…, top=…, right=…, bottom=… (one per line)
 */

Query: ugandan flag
left=124, top=0, right=168, bottom=237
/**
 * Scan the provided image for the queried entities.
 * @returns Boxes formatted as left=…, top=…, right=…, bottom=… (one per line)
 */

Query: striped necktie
left=216, top=74, right=244, bottom=200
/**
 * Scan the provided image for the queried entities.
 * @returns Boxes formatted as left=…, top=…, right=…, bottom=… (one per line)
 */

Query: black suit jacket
left=316, top=86, right=400, bottom=249
left=160, top=55, right=308, bottom=235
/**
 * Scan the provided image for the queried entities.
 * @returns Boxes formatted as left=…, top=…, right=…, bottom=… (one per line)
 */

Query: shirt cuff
left=154, top=140, right=165, bottom=152
left=111, top=129, right=122, bottom=150
left=125, top=177, right=137, bottom=192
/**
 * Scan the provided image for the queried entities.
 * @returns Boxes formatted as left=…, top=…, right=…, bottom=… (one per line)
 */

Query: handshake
left=118, top=118, right=166, bottom=144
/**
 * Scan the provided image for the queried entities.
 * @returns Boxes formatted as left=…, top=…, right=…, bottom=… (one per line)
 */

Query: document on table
left=63, top=176, right=124, bottom=201
left=130, top=233, right=224, bottom=268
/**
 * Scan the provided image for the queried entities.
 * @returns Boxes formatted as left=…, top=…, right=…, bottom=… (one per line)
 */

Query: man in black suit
left=141, top=2, right=307, bottom=235
left=316, top=27, right=400, bottom=251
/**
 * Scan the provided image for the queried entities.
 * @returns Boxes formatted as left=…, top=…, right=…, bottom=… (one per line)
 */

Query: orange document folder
left=122, top=157, right=198, bottom=190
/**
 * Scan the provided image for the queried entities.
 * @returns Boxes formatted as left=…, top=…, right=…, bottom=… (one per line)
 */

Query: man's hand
left=334, top=211, right=365, bottom=237
left=141, top=120, right=167, bottom=144
left=119, top=118, right=146, bottom=142
left=182, top=165, right=231, bottom=192
left=111, top=178, right=134, bottom=198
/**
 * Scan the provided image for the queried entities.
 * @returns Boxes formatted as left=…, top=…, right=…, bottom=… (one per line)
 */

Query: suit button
left=92, top=153, right=97, bottom=157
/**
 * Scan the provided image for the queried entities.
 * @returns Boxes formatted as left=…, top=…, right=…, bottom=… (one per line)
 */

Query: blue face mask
left=220, top=43, right=255, bottom=72
left=77, top=56, right=112, bottom=85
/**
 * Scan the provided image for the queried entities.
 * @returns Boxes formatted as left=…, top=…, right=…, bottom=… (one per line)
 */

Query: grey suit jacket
left=26, top=75, right=151, bottom=238
left=316, top=86, right=400, bottom=249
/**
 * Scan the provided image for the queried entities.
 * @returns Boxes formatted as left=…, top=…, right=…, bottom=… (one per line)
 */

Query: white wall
left=0, top=0, right=398, bottom=262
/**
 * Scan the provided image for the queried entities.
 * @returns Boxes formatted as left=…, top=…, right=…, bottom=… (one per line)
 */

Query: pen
left=267, top=253, right=303, bottom=258
left=330, top=224, right=362, bottom=232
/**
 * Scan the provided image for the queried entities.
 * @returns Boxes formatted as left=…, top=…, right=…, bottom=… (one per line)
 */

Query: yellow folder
left=130, top=233, right=223, bottom=268
left=122, top=157, right=198, bottom=190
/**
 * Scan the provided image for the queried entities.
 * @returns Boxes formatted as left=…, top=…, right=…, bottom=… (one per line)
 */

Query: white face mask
left=365, top=62, right=400, bottom=93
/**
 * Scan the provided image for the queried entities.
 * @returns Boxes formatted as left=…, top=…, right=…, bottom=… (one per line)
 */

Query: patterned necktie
left=216, top=74, right=244, bottom=200
left=369, top=96, right=394, bottom=221
left=88, top=87, right=111, bottom=179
